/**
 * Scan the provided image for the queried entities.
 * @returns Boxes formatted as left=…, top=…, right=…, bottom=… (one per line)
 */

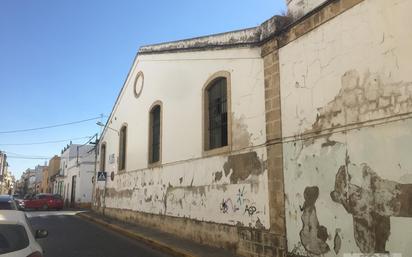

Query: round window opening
left=134, top=72, right=144, bottom=98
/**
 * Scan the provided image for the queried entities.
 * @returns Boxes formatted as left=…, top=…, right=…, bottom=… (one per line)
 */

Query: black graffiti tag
left=244, top=205, right=257, bottom=216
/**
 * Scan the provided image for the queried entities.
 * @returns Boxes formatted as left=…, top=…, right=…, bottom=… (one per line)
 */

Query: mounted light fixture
left=96, top=121, right=119, bottom=135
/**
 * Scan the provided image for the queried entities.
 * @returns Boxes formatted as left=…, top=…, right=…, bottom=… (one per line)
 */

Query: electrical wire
left=0, top=115, right=104, bottom=134
left=3, top=151, right=50, bottom=159
left=6, top=156, right=51, bottom=160
left=0, top=136, right=93, bottom=146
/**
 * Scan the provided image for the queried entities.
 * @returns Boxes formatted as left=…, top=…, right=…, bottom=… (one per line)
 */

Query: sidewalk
left=77, top=211, right=240, bottom=257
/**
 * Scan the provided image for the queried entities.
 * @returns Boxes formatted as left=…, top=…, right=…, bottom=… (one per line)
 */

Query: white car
left=0, top=210, right=47, bottom=257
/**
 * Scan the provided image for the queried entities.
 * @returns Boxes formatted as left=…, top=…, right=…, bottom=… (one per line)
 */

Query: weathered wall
left=279, top=0, right=412, bottom=256
left=286, top=0, right=328, bottom=18
left=95, top=47, right=270, bottom=251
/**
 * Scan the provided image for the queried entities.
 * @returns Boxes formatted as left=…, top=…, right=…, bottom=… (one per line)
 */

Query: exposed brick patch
left=238, top=228, right=286, bottom=257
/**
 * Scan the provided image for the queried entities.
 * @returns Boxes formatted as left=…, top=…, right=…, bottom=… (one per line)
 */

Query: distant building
left=22, top=168, right=36, bottom=195
left=33, top=165, right=46, bottom=194
left=48, top=155, right=61, bottom=194
left=40, top=166, right=49, bottom=193
left=57, top=144, right=96, bottom=208
left=0, top=151, right=7, bottom=183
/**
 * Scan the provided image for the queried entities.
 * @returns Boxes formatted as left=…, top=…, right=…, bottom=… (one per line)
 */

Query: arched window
left=100, top=143, right=106, bottom=171
left=204, top=76, right=228, bottom=151
left=149, top=103, right=162, bottom=164
left=118, top=126, right=127, bottom=171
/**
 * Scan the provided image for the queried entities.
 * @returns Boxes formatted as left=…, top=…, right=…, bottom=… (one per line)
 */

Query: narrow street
left=26, top=211, right=174, bottom=257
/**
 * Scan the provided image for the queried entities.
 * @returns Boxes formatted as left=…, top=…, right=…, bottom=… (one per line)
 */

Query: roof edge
left=139, top=15, right=291, bottom=55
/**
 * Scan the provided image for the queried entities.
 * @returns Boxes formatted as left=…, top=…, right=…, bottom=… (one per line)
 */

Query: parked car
left=10, top=195, right=25, bottom=211
left=0, top=195, right=18, bottom=210
left=0, top=210, right=47, bottom=257
left=22, top=194, right=63, bottom=211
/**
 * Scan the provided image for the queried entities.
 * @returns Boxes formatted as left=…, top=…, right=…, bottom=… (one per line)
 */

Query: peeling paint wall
left=280, top=0, right=412, bottom=256
left=94, top=47, right=269, bottom=248
left=100, top=149, right=268, bottom=228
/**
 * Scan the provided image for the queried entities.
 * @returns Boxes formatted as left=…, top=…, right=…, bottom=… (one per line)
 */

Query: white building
left=58, top=144, right=96, bottom=208
left=33, top=165, right=46, bottom=193
left=93, top=0, right=412, bottom=256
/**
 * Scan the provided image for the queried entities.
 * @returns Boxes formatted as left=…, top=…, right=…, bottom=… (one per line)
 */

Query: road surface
left=27, top=211, right=173, bottom=257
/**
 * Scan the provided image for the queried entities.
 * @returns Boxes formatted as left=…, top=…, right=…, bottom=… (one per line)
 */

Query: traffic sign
left=97, top=171, right=107, bottom=181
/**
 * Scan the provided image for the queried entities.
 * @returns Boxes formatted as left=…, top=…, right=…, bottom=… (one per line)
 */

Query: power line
left=0, top=136, right=93, bottom=146
left=0, top=115, right=105, bottom=134
left=6, top=156, right=51, bottom=160
left=4, top=151, right=50, bottom=159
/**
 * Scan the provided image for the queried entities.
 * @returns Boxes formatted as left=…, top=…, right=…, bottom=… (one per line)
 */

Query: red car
left=22, top=194, right=63, bottom=211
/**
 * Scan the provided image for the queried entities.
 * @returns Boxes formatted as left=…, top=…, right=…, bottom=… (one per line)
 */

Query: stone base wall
left=93, top=207, right=288, bottom=257
left=76, top=202, right=92, bottom=209
left=238, top=228, right=286, bottom=257
left=97, top=207, right=239, bottom=253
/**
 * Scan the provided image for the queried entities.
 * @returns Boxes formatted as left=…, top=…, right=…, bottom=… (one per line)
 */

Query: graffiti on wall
left=220, top=186, right=260, bottom=217
left=99, top=150, right=269, bottom=229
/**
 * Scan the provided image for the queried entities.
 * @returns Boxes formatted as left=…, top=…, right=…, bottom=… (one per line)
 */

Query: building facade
left=33, top=165, right=46, bottom=194
left=48, top=155, right=61, bottom=194
left=93, top=0, right=412, bottom=256
left=40, top=166, right=49, bottom=193
left=59, top=144, right=96, bottom=208
left=20, top=168, right=36, bottom=195
left=0, top=151, right=7, bottom=187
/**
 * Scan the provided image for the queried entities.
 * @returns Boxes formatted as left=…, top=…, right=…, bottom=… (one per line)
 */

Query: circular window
left=134, top=71, right=144, bottom=98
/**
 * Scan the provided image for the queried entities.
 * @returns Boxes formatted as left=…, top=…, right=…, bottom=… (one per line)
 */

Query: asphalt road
left=27, top=211, right=174, bottom=257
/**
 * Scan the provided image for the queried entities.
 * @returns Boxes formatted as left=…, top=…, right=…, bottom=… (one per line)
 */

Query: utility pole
left=90, top=133, right=99, bottom=211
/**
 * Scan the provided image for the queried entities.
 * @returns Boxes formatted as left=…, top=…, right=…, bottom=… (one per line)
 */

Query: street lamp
left=96, top=121, right=119, bottom=135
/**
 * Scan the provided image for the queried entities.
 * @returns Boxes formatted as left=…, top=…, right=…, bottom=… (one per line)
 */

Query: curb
left=77, top=212, right=197, bottom=257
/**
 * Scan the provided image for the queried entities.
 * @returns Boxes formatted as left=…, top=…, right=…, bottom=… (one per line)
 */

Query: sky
left=0, top=0, right=286, bottom=179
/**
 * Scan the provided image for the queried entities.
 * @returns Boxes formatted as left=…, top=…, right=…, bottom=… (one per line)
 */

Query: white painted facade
left=95, top=47, right=270, bottom=228
left=92, top=0, right=412, bottom=255
left=60, top=144, right=95, bottom=206
left=280, top=0, right=412, bottom=255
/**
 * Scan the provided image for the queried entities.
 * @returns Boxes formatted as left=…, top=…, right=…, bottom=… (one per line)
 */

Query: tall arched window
left=204, top=76, right=228, bottom=151
left=149, top=103, right=162, bottom=164
left=118, top=126, right=127, bottom=171
left=100, top=143, right=106, bottom=171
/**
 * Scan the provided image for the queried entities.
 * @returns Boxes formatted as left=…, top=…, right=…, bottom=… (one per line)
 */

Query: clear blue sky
left=0, top=0, right=286, bottom=179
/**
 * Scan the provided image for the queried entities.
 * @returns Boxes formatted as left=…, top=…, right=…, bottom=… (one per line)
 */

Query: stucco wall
left=61, top=145, right=95, bottom=204
left=280, top=0, right=412, bottom=256
left=95, top=47, right=270, bottom=230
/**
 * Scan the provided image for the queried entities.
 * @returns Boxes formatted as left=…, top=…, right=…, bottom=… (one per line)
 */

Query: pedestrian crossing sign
left=97, top=171, right=107, bottom=181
